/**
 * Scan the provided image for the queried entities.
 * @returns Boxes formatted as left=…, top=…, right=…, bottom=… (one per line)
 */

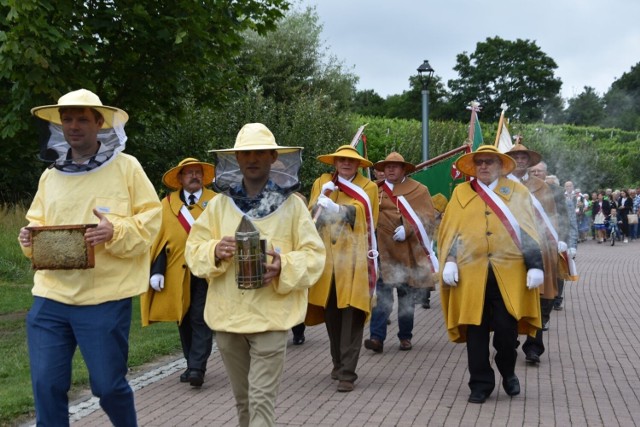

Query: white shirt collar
left=183, top=188, right=203, bottom=203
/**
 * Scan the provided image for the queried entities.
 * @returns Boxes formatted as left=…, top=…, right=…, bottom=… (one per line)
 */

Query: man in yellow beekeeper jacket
left=185, top=123, right=325, bottom=427
left=19, top=89, right=161, bottom=426
left=140, top=157, right=216, bottom=387
left=438, top=145, right=542, bottom=404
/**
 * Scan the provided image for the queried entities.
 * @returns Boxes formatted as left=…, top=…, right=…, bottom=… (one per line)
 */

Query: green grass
left=0, top=205, right=182, bottom=426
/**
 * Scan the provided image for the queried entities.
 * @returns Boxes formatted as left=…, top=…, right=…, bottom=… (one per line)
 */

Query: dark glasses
left=474, top=158, right=498, bottom=166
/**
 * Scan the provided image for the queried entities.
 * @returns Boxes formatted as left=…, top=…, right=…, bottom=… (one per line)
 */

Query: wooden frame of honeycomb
left=26, top=224, right=97, bottom=270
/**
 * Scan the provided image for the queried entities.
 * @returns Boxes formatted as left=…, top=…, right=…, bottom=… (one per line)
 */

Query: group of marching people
left=19, top=88, right=581, bottom=427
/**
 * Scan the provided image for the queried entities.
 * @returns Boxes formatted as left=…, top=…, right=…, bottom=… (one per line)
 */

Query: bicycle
left=610, top=223, right=618, bottom=246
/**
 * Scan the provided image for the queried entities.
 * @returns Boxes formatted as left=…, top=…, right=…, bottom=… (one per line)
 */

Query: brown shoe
left=399, top=339, right=412, bottom=351
left=337, top=380, right=354, bottom=392
left=364, top=338, right=383, bottom=353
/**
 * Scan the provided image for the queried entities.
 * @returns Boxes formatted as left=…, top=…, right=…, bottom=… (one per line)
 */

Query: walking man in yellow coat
left=438, top=145, right=543, bottom=404
left=141, top=158, right=216, bottom=387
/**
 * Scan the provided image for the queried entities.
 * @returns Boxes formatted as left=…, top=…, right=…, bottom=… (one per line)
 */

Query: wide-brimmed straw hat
left=31, top=89, right=129, bottom=129
left=162, top=158, right=215, bottom=191
left=317, top=145, right=373, bottom=168
left=373, top=152, right=416, bottom=173
left=431, top=193, right=449, bottom=213
left=455, top=145, right=516, bottom=177
left=506, top=143, right=542, bottom=166
left=210, top=123, right=301, bottom=154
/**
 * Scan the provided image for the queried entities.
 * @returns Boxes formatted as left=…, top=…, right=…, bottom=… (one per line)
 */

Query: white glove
left=526, top=268, right=544, bottom=289
left=317, top=194, right=340, bottom=214
left=568, top=247, right=577, bottom=258
left=321, top=181, right=336, bottom=194
left=557, top=241, right=568, bottom=253
left=442, top=262, right=459, bottom=286
left=393, top=225, right=406, bottom=242
left=150, top=274, right=164, bottom=292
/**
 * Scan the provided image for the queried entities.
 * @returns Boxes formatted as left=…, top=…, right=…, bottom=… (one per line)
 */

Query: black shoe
left=364, top=338, right=384, bottom=353
left=502, top=375, right=520, bottom=396
left=422, top=301, right=431, bottom=309
left=386, top=317, right=391, bottom=325
left=553, top=301, right=564, bottom=311
left=188, top=369, right=204, bottom=387
left=468, top=390, right=490, bottom=404
left=542, top=320, right=550, bottom=331
left=293, top=335, right=305, bottom=345
left=525, top=351, right=540, bottom=364
left=180, top=368, right=191, bottom=383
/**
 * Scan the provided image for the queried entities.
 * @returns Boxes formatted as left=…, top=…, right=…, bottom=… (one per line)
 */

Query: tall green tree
left=565, top=86, right=605, bottom=126
left=237, top=6, right=357, bottom=112
left=351, top=89, right=386, bottom=117
left=602, top=62, right=640, bottom=131
left=378, top=75, right=450, bottom=121
left=447, top=36, right=562, bottom=123
left=0, top=0, right=289, bottom=201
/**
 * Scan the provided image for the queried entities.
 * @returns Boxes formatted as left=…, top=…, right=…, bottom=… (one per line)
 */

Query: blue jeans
left=27, top=297, right=137, bottom=427
left=369, top=280, right=414, bottom=342
left=630, top=222, right=638, bottom=240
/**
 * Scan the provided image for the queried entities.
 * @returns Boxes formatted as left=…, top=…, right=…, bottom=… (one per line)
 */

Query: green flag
left=411, top=105, right=482, bottom=200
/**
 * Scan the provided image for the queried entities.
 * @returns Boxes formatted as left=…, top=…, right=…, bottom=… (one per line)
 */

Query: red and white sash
left=168, top=193, right=195, bottom=234
left=381, top=183, right=439, bottom=273
left=507, top=176, right=574, bottom=274
left=337, top=176, right=379, bottom=295
left=471, top=180, right=522, bottom=249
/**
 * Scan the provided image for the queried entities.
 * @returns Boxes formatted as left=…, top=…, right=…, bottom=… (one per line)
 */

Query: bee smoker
left=235, top=215, right=267, bottom=289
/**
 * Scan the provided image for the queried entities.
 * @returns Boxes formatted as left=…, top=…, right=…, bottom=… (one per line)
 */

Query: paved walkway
left=38, top=239, right=640, bottom=426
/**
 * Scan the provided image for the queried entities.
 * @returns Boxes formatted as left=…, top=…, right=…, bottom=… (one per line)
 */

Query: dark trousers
left=554, top=278, right=565, bottom=306
left=466, top=268, right=518, bottom=394
left=324, top=281, right=366, bottom=383
left=522, top=297, right=554, bottom=357
left=369, top=280, right=414, bottom=341
left=292, top=323, right=306, bottom=338
left=27, top=297, right=137, bottom=427
left=179, top=277, right=213, bottom=372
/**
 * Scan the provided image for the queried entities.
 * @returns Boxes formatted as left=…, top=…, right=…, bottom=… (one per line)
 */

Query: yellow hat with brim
left=506, top=143, right=542, bottom=166
left=162, top=158, right=215, bottom=191
left=373, top=152, right=416, bottom=173
left=431, top=193, right=449, bottom=213
left=30, top=89, right=129, bottom=129
left=455, top=145, right=516, bottom=177
left=317, top=145, right=373, bottom=168
left=210, top=123, right=301, bottom=154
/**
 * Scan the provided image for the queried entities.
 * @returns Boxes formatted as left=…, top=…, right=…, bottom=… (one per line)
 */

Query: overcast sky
left=296, top=0, right=640, bottom=102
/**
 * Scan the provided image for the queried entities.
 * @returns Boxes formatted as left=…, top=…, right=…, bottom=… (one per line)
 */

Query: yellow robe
left=305, top=173, right=379, bottom=325
left=140, top=188, right=216, bottom=326
left=438, top=178, right=542, bottom=343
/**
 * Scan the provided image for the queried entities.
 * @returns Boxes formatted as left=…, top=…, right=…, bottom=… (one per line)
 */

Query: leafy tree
left=447, top=36, right=562, bottom=123
left=0, top=0, right=290, bottom=202
left=138, top=6, right=360, bottom=196
left=352, top=89, right=386, bottom=117
left=565, top=86, right=605, bottom=126
left=237, top=6, right=357, bottom=112
left=375, top=74, right=451, bottom=124
left=602, top=62, right=640, bottom=131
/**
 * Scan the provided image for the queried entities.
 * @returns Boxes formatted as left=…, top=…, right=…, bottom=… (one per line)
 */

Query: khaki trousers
left=216, top=330, right=288, bottom=427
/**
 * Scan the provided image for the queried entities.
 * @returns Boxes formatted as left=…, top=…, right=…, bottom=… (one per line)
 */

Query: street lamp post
left=417, top=60, right=435, bottom=162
